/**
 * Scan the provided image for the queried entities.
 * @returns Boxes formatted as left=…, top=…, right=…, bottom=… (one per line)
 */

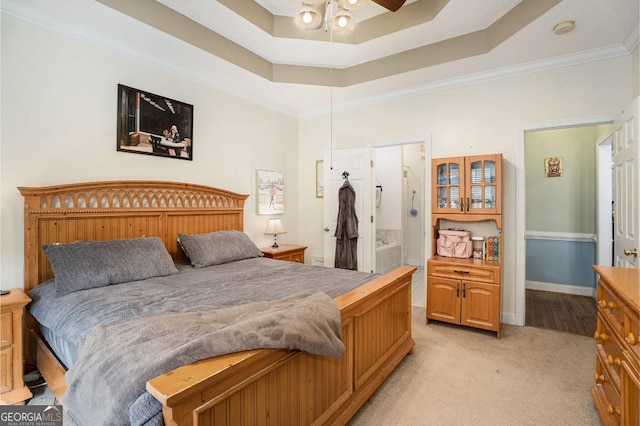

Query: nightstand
left=0, top=289, right=32, bottom=405
left=261, top=244, right=307, bottom=264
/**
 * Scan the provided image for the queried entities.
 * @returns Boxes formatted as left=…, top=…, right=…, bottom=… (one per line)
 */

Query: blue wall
left=526, top=239, right=596, bottom=287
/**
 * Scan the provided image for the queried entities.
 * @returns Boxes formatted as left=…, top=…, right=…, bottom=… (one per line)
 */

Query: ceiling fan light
left=338, top=0, right=367, bottom=10
left=331, top=8, right=356, bottom=33
left=294, top=3, right=326, bottom=31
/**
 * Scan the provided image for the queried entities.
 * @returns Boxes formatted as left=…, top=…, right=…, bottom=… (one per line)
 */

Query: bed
left=19, top=180, right=416, bottom=426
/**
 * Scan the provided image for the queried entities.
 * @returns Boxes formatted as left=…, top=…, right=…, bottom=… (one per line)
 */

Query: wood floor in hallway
left=525, top=289, right=597, bottom=337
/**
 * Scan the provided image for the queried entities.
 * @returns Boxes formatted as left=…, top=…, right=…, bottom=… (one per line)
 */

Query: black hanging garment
left=334, top=179, right=358, bottom=270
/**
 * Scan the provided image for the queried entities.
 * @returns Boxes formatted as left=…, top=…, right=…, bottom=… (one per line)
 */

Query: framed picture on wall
left=544, top=156, right=563, bottom=177
left=316, top=160, right=324, bottom=198
left=116, top=84, right=193, bottom=160
left=257, top=169, right=284, bottom=215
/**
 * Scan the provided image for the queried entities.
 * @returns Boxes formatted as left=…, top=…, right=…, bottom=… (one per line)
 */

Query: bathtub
left=376, top=240, right=402, bottom=274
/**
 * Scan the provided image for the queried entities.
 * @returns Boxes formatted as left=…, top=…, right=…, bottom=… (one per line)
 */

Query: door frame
left=596, top=129, right=614, bottom=267
left=515, top=113, right=616, bottom=326
left=371, top=134, right=432, bottom=271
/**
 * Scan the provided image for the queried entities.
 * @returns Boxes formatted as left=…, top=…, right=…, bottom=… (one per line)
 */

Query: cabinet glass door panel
left=432, top=157, right=465, bottom=213
left=436, top=187, right=447, bottom=209
left=470, top=161, right=482, bottom=184
left=470, top=185, right=483, bottom=209
left=450, top=187, right=460, bottom=209
left=466, top=157, right=500, bottom=213
left=437, top=164, right=447, bottom=185
left=484, top=186, right=496, bottom=208
left=484, top=161, right=496, bottom=183
left=448, top=163, right=459, bottom=184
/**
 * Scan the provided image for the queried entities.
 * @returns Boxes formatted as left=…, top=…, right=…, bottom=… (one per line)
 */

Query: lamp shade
left=331, top=8, right=356, bottom=33
left=265, top=218, right=286, bottom=235
left=294, top=3, right=326, bottom=31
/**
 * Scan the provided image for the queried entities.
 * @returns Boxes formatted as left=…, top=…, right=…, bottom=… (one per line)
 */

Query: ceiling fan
left=371, top=0, right=407, bottom=12
left=295, top=0, right=408, bottom=32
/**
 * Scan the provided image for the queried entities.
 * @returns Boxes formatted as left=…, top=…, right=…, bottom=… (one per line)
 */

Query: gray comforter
left=28, top=258, right=378, bottom=426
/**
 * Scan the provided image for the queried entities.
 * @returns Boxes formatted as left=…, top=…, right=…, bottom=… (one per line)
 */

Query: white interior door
left=613, top=97, right=639, bottom=268
left=323, top=148, right=374, bottom=272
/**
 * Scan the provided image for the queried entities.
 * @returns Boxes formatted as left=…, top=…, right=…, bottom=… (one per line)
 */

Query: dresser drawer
left=597, top=314, right=625, bottom=385
left=598, top=279, right=625, bottom=339
left=428, top=262, right=499, bottom=284
left=623, top=306, right=640, bottom=363
left=594, top=354, right=622, bottom=424
left=0, top=311, right=12, bottom=348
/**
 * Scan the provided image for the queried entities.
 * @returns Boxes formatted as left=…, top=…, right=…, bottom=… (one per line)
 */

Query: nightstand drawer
left=0, top=346, right=13, bottom=393
left=0, top=311, right=12, bottom=347
left=280, top=252, right=304, bottom=263
left=0, top=288, right=32, bottom=405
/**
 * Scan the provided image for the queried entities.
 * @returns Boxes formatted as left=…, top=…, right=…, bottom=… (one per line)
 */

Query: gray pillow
left=43, top=237, right=179, bottom=297
left=178, top=230, right=263, bottom=268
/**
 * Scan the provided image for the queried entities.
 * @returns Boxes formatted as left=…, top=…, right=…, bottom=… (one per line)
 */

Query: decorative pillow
left=178, top=230, right=263, bottom=268
left=43, top=237, right=179, bottom=297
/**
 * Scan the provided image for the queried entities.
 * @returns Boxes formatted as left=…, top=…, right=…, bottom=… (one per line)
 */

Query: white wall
left=374, top=146, right=402, bottom=231
left=402, top=143, right=425, bottom=266
left=297, top=56, right=633, bottom=323
left=0, top=15, right=299, bottom=289
left=525, top=126, right=599, bottom=233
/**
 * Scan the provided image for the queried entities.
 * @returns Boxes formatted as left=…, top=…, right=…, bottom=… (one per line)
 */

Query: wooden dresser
left=0, top=289, right=32, bottom=405
left=592, top=265, right=639, bottom=426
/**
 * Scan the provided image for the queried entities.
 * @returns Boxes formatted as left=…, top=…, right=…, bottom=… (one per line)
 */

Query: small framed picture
left=316, top=160, right=324, bottom=198
left=256, top=170, right=284, bottom=215
left=116, top=84, right=193, bottom=160
left=544, top=157, right=563, bottom=177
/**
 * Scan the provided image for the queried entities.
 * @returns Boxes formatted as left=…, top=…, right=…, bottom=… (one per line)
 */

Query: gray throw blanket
left=63, top=292, right=345, bottom=426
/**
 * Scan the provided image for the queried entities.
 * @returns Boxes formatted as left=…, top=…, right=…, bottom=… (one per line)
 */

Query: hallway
left=525, top=289, right=597, bottom=337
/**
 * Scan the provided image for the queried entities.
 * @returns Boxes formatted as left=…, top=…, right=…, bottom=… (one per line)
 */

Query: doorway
left=372, top=135, right=431, bottom=307
left=515, top=114, right=617, bottom=327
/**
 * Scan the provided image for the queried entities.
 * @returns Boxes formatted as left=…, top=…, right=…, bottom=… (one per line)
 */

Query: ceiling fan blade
left=371, top=0, right=407, bottom=12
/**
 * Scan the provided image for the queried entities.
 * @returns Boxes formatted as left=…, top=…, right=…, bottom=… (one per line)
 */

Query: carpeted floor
left=27, top=303, right=600, bottom=426
left=348, top=307, right=600, bottom=426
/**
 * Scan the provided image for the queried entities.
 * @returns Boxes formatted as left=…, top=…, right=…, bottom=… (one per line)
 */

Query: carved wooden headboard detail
left=18, top=181, right=248, bottom=293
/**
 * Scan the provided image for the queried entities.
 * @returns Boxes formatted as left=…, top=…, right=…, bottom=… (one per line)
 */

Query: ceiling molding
left=97, top=0, right=561, bottom=88
left=219, top=0, right=449, bottom=44
left=4, top=0, right=635, bottom=117
left=299, top=44, right=630, bottom=117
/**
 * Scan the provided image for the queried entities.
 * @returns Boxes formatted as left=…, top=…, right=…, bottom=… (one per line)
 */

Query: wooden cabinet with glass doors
left=428, top=153, right=503, bottom=338
left=433, top=154, right=502, bottom=216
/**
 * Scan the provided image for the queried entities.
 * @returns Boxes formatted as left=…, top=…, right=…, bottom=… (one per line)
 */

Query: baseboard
left=526, top=280, right=596, bottom=298
left=406, top=258, right=423, bottom=267
left=501, top=312, right=517, bottom=326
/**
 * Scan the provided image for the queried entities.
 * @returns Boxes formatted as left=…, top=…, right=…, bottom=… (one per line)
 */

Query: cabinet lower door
left=427, top=276, right=460, bottom=324
left=460, top=281, right=500, bottom=332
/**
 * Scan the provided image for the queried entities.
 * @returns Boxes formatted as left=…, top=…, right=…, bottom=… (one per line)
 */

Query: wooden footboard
left=147, top=265, right=415, bottom=426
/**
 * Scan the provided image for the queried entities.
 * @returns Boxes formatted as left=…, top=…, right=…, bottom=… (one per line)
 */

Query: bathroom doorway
left=372, top=136, right=430, bottom=307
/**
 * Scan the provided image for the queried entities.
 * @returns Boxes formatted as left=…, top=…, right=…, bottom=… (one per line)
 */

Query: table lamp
left=265, top=218, right=286, bottom=248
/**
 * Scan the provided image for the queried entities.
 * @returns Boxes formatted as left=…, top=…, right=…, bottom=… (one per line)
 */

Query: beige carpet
left=348, top=307, right=600, bottom=426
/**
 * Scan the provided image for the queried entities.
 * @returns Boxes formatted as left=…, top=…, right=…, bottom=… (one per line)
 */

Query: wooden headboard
left=18, top=181, right=248, bottom=293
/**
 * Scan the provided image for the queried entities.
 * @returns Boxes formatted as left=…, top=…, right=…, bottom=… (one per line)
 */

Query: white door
left=613, top=97, right=639, bottom=268
left=323, top=148, right=374, bottom=272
